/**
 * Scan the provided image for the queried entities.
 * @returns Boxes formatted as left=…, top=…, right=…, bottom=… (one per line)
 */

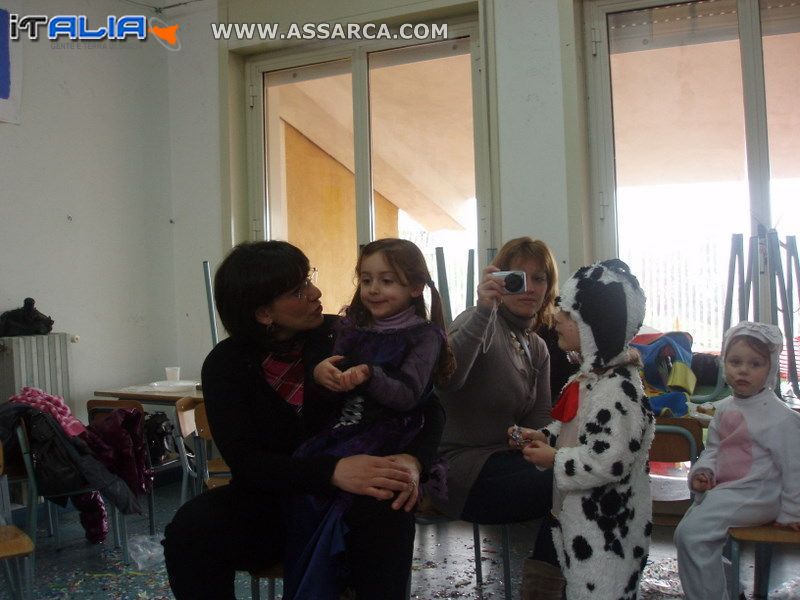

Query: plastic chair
left=194, top=402, right=232, bottom=489
left=174, top=396, right=201, bottom=504
left=649, top=417, right=703, bottom=527
left=174, top=399, right=230, bottom=498
left=86, top=399, right=180, bottom=535
left=728, top=523, right=800, bottom=599
left=413, top=497, right=513, bottom=600
left=13, top=421, right=131, bottom=564
left=0, top=445, right=34, bottom=600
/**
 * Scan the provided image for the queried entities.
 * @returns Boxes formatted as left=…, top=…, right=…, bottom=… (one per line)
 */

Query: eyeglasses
left=292, top=268, right=318, bottom=300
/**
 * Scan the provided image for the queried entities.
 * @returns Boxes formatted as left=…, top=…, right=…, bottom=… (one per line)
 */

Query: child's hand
left=314, top=356, right=347, bottom=392
left=339, top=364, right=371, bottom=391
left=776, top=522, right=800, bottom=531
left=522, top=440, right=556, bottom=469
left=507, top=425, right=546, bottom=448
left=691, top=471, right=715, bottom=492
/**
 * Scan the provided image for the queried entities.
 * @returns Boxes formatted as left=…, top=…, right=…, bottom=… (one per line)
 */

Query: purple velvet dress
left=284, top=309, right=444, bottom=600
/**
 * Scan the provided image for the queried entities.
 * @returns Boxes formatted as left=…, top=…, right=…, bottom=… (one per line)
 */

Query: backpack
left=29, top=410, right=87, bottom=495
left=143, top=412, right=175, bottom=465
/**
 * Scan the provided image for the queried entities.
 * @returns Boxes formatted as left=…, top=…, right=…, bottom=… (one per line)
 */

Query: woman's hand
left=691, top=471, right=715, bottom=492
left=385, top=454, right=421, bottom=512
left=507, top=425, right=546, bottom=449
left=314, top=356, right=346, bottom=391
left=331, top=455, right=414, bottom=501
left=522, top=440, right=556, bottom=469
left=476, top=265, right=506, bottom=311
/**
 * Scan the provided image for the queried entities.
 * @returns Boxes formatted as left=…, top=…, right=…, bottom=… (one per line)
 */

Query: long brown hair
left=492, top=237, right=559, bottom=328
left=347, top=238, right=456, bottom=386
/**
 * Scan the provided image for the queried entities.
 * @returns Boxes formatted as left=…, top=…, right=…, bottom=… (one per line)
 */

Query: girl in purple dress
left=285, top=238, right=455, bottom=599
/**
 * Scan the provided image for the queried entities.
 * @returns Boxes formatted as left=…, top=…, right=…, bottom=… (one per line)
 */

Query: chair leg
left=45, top=500, right=54, bottom=537
left=754, top=543, right=773, bottom=599
left=119, top=511, right=130, bottom=565
left=180, top=471, right=189, bottom=506
left=147, top=490, right=156, bottom=536
left=729, top=537, right=741, bottom=600
left=48, top=502, right=61, bottom=549
left=3, top=560, right=18, bottom=598
left=501, top=524, right=512, bottom=600
left=473, top=523, right=483, bottom=585
left=22, top=554, right=33, bottom=600
left=250, top=574, right=261, bottom=600
left=267, top=578, right=276, bottom=600
left=110, top=506, right=121, bottom=548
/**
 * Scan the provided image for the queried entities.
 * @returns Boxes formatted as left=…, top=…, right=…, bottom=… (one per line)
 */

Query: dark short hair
left=214, top=241, right=309, bottom=340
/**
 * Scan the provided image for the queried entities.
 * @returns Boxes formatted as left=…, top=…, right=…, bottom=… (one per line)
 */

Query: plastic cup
left=165, top=367, right=181, bottom=381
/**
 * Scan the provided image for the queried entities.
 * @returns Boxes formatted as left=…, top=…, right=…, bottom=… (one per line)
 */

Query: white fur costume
left=542, top=260, right=655, bottom=600
left=675, top=322, right=800, bottom=600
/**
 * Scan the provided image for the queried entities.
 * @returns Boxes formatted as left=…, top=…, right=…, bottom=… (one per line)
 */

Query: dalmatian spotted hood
left=557, top=259, right=646, bottom=374
left=722, top=320, right=783, bottom=385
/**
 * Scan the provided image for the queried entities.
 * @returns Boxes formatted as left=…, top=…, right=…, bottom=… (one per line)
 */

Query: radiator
left=0, top=333, right=71, bottom=404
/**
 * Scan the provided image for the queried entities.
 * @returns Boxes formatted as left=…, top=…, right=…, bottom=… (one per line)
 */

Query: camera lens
left=505, top=273, right=524, bottom=293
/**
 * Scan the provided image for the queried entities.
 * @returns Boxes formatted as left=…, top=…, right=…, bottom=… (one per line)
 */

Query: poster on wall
left=0, top=0, right=22, bottom=124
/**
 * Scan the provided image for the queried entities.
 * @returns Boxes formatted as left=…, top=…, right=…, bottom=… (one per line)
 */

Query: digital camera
left=491, top=270, right=527, bottom=294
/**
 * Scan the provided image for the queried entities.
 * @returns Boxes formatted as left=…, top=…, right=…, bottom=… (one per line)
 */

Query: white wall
left=0, top=1, right=176, bottom=416
left=492, top=0, right=578, bottom=274
left=164, top=1, right=225, bottom=380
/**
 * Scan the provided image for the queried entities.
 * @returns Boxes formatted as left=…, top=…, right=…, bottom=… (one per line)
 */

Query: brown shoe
left=520, top=558, right=565, bottom=600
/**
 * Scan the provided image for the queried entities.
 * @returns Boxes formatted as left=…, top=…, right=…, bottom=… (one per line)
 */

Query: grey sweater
left=434, top=305, right=552, bottom=518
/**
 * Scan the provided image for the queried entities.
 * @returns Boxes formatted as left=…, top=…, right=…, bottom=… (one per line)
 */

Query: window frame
left=242, top=16, right=494, bottom=261
left=583, top=0, right=772, bottom=260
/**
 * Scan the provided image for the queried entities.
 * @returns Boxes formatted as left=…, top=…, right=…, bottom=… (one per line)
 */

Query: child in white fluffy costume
left=675, top=321, right=800, bottom=600
left=520, top=259, right=655, bottom=600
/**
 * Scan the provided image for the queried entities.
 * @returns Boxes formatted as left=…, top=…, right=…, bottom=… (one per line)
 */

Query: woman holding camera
left=433, top=237, right=558, bottom=525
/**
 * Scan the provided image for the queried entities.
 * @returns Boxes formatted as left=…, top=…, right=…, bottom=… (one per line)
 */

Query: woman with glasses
left=163, top=241, right=444, bottom=600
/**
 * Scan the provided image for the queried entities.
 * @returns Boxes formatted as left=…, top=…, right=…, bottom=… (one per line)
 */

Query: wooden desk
left=94, top=385, right=203, bottom=406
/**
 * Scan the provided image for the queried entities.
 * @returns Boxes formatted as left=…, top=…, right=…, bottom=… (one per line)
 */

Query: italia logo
left=9, top=14, right=181, bottom=50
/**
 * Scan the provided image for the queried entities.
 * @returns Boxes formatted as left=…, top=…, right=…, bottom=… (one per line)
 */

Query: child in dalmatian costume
left=522, top=259, right=655, bottom=600
left=675, top=321, right=800, bottom=600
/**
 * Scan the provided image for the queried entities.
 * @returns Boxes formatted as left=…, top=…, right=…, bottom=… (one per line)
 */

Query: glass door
left=369, top=38, right=477, bottom=315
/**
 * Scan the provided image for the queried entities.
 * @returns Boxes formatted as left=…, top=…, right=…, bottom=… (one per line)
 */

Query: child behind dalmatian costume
left=675, top=321, right=800, bottom=600
left=522, top=259, right=655, bottom=600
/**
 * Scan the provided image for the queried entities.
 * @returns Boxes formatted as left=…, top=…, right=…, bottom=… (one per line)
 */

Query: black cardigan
left=201, top=315, right=445, bottom=496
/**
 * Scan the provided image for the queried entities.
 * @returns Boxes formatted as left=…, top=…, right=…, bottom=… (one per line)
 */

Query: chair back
left=650, top=417, right=705, bottom=527
left=86, top=399, right=145, bottom=425
left=650, top=417, right=703, bottom=463
left=194, top=402, right=213, bottom=442
left=175, top=396, right=202, bottom=440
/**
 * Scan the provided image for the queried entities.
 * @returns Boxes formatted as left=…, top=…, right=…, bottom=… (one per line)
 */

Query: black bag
left=29, top=411, right=87, bottom=496
left=143, top=412, right=175, bottom=465
left=691, top=353, right=720, bottom=386
left=0, top=298, right=54, bottom=336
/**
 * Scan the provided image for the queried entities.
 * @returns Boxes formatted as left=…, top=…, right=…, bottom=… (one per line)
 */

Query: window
left=246, top=21, right=487, bottom=318
left=585, top=0, right=800, bottom=349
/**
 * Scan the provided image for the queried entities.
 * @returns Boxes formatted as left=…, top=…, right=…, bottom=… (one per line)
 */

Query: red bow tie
left=551, top=380, right=580, bottom=422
